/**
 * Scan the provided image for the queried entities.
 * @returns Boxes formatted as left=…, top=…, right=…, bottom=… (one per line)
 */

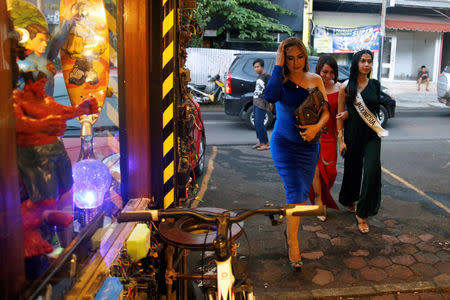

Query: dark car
left=224, top=52, right=396, bottom=129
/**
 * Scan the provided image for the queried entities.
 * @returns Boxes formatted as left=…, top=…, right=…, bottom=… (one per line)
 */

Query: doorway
left=381, top=35, right=397, bottom=80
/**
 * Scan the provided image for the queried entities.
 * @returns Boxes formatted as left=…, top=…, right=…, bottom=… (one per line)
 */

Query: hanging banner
left=313, top=25, right=381, bottom=53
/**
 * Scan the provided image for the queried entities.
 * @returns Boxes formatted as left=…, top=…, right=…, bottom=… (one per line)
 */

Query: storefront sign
left=313, top=25, right=381, bottom=53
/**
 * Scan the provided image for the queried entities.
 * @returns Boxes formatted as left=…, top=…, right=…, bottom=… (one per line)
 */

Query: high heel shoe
left=284, top=230, right=303, bottom=272
left=355, top=215, right=369, bottom=234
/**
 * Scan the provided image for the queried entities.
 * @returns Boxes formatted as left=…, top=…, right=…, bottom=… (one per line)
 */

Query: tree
left=193, top=0, right=294, bottom=44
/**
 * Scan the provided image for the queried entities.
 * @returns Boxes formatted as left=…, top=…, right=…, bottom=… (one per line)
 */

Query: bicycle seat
left=159, top=207, right=244, bottom=250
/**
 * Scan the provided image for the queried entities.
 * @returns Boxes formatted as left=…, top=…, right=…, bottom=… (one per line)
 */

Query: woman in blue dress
left=265, top=37, right=330, bottom=271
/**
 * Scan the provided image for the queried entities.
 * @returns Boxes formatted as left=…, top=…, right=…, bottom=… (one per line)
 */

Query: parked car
left=437, top=61, right=450, bottom=106
left=224, top=52, right=396, bottom=129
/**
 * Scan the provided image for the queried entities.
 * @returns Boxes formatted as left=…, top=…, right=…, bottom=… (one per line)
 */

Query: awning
left=386, top=15, right=450, bottom=32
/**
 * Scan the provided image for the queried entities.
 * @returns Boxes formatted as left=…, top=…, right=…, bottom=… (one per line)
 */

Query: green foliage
left=193, top=0, right=294, bottom=44
left=307, top=46, right=318, bottom=56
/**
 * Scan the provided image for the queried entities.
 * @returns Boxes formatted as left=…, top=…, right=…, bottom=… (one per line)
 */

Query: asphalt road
left=201, top=108, right=450, bottom=145
left=200, top=107, right=450, bottom=213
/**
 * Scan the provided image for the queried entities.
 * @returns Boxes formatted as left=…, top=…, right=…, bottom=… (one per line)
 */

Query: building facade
left=313, top=0, right=450, bottom=82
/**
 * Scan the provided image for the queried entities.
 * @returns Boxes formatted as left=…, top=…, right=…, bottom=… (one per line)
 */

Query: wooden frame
left=0, top=0, right=163, bottom=297
left=0, top=3, right=26, bottom=299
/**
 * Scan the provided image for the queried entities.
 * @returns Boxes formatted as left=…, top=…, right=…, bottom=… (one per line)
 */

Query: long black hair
left=316, top=54, right=339, bottom=82
left=346, top=49, right=373, bottom=104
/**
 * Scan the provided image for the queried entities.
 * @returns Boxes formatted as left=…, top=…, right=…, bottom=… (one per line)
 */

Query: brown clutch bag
left=294, top=87, right=329, bottom=144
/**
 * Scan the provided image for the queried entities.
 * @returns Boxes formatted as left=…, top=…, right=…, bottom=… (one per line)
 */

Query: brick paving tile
left=380, top=246, right=395, bottom=255
left=434, top=261, right=450, bottom=273
left=360, top=266, right=388, bottom=282
left=410, top=263, right=440, bottom=277
left=368, top=256, right=393, bottom=268
left=386, top=264, right=414, bottom=279
left=396, top=244, right=420, bottom=255
left=311, top=268, right=334, bottom=286
left=417, top=242, right=441, bottom=253
left=382, top=234, right=399, bottom=244
left=397, top=293, right=420, bottom=300
left=419, top=292, right=446, bottom=299
left=384, top=219, right=397, bottom=226
left=345, top=256, right=367, bottom=269
left=335, top=269, right=360, bottom=284
left=398, top=234, right=421, bottom=244
left=370, top=295, right=396, bottom=300
left=330, top=236, right=353, bottom=246
left=391, top=229, right=404, bottom=236
left=433, top=273, right=450, bottom=283
left=436, top=251, right=450, bottom=262
left=391, top=254, right=416, bottom=266
left=302, top=251, right=324, bottom=260
left=419, top=233, right=435, bottom=242
left=316, top=232, right=331, bottom=239
left=302, top=225, right=323, bottom=232
left=350, top=249, right=370, bottom=257
left=414, top=252, right=440, bottom=265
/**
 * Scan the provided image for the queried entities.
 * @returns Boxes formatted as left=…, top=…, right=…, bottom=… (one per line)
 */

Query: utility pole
left=302, top=0, right=313, bottom=48
left=377, top=0, right=387, bottom=81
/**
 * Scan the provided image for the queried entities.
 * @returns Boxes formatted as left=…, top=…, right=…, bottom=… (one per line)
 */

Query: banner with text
left=313, top=25, right=381, bottom=53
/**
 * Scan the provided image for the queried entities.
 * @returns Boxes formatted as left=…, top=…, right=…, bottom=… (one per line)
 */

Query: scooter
left=188, top=74, right=224, bottom=104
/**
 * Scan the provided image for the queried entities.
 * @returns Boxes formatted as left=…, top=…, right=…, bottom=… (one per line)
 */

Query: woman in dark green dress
left=337, top=50, right=383, bottom=234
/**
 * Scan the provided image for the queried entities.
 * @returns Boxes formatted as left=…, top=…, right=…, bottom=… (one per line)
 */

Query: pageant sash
left=354, top=90, right=389, bottom=138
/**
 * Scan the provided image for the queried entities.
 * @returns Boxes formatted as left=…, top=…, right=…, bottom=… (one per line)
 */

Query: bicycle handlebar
left=117, top=204, right=325, bottom=224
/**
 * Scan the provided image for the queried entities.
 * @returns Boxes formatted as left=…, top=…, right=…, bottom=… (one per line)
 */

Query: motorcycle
left=188, top=74, right=225, bottom=104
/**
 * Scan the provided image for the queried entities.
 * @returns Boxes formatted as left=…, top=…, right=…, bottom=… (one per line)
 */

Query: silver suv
left=437, top=62, right=450, bottom=106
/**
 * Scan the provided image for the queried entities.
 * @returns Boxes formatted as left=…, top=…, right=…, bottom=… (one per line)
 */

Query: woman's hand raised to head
left=276, top=42, right=284, bottom=66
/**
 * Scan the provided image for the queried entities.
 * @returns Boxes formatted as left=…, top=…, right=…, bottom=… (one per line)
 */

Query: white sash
left=354, top=90, right=388, bottom=138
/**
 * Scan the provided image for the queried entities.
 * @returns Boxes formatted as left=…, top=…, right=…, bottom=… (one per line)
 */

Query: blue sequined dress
left=265, top=65, right=320, bottom=204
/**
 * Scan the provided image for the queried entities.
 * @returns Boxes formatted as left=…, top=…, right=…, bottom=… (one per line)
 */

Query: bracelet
left=338, top=129, right=343, bottom=139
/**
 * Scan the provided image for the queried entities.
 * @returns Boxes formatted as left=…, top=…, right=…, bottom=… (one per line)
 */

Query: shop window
left=8, top=0, right=122, bottom=288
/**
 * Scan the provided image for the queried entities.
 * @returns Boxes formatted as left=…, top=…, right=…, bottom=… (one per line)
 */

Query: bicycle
left=117, top=204, right=325, bottom=300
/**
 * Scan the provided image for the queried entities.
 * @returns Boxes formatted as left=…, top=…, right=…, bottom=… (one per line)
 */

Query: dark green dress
left=339, top=79, right=381, bottom=218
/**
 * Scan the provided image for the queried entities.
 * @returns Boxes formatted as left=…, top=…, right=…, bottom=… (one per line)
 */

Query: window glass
left=9, top=0, right=121, bottom=282
left=243, top=57, right=273, bottom=77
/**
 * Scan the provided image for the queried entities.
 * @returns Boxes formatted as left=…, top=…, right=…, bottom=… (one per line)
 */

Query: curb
left=258, top=279, right=450, bottom=299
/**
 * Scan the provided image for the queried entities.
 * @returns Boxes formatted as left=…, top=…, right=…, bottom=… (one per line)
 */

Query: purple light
left=73, top=159, right=112, bottom=209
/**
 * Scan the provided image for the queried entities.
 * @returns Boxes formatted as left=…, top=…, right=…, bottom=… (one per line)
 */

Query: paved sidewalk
left=198, top=145, right=450, bottom=300
left=380, top=80, right=446, bottom=109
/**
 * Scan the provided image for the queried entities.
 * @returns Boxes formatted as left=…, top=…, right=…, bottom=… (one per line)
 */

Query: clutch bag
left=294, top=87, right=329, bottom=144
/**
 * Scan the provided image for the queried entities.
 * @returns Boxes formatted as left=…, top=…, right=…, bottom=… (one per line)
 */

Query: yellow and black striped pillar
left=162, top=0, right=176, bottom=209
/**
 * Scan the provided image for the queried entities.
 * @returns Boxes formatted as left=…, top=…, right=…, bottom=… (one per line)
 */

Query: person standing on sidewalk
left=265, top=37, right=330, bottom=271
left=309, top=55, right=346, bottom=220
left=251, top=58, right=271, bottom=151
left=337, top=49, right=387, bottom=234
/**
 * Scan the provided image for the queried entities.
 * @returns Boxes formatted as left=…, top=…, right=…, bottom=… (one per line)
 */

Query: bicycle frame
left=118, top=204, right=325, bottom=299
